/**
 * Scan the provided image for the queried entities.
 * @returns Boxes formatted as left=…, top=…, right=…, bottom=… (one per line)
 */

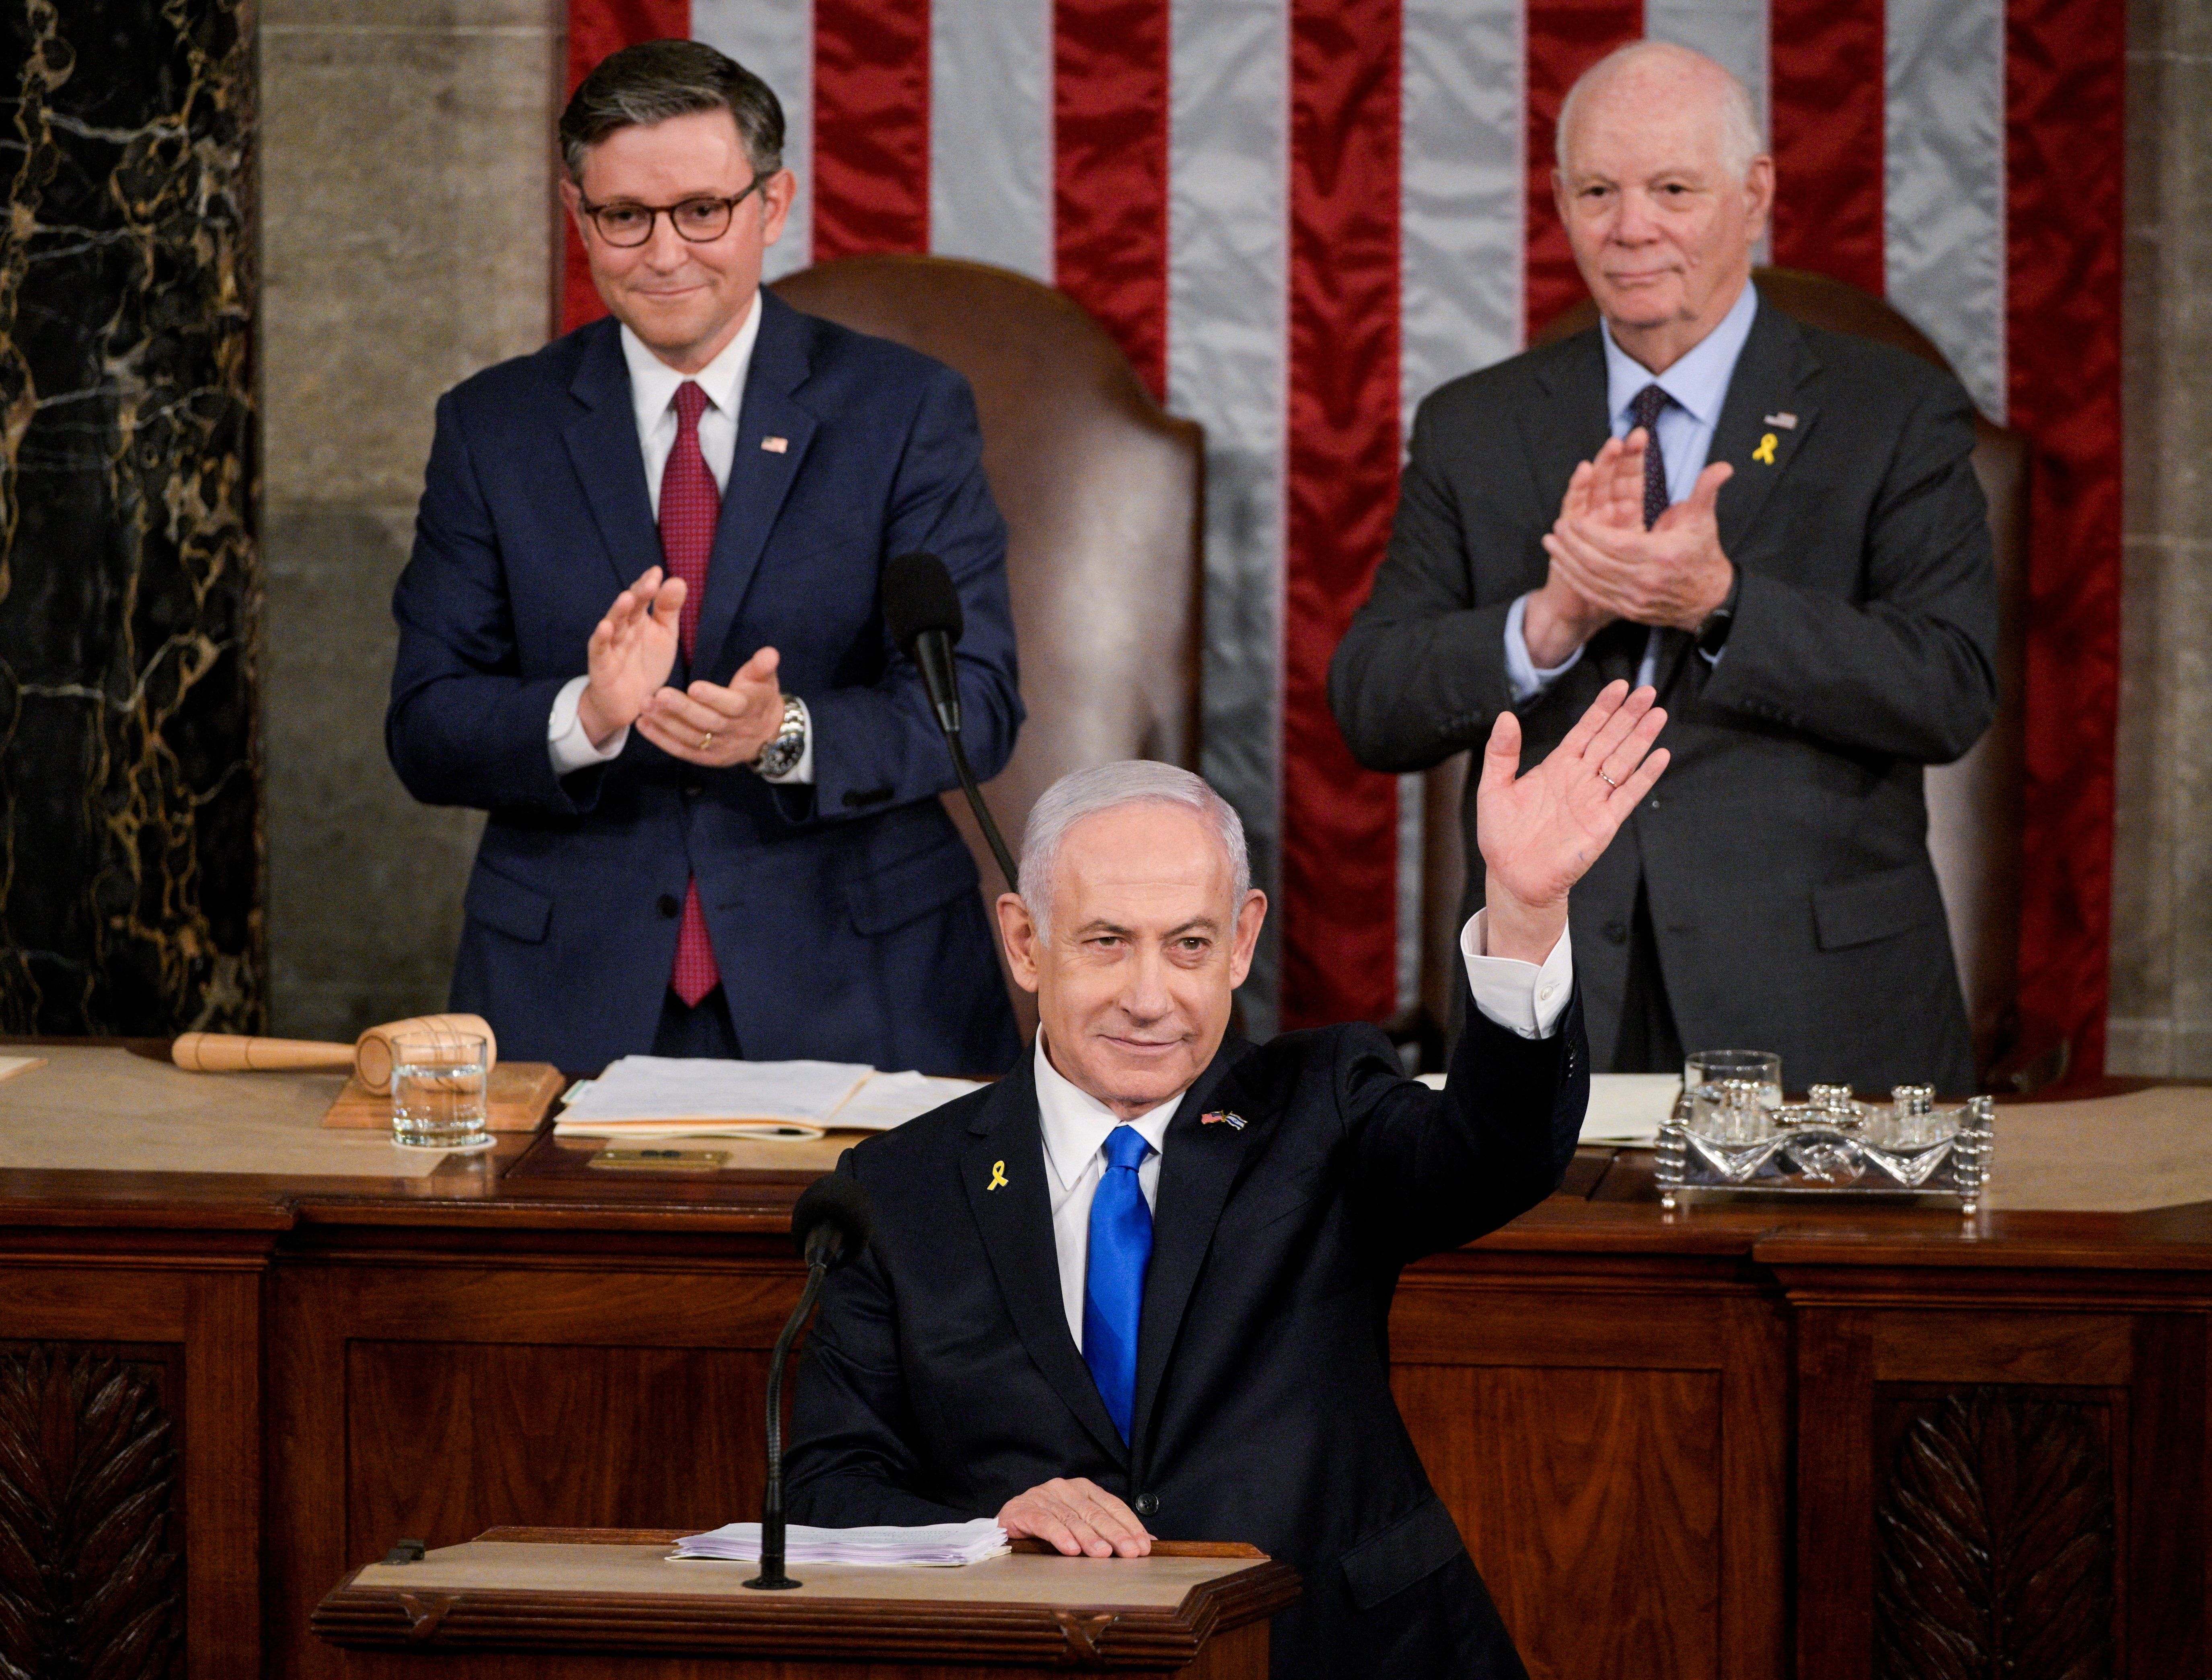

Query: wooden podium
left=312, top=1528, right=1302, bottom=1678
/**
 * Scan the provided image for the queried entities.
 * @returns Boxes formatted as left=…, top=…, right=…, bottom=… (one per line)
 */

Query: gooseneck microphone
left=746, top=1174, right=876, bottom=1591
left=879, top=552, right=1020, bottom=890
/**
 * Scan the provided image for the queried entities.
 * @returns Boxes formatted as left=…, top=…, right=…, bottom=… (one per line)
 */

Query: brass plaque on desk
left=587, top=1147, right=730, bottom=1172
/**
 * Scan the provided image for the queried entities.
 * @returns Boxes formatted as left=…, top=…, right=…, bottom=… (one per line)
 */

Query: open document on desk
left=555, top=1057, right=986, bottom=1140
left=670, top=1520, right=1011, bottom=1567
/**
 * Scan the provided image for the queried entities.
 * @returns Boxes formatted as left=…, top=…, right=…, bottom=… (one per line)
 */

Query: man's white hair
left=1019, top=761, right=1250, bottom=941
left=1555, top=40, right=1762, bottom=181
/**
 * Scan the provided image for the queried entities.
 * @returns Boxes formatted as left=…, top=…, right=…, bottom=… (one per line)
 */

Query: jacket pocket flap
left=1812, top=863, right=1940, bottom=952
left=1340, top=1496, right=1466, bottom=1612
left=464, top=864, right=552, bottom=945
left=845, top=839, right=981, bottom=937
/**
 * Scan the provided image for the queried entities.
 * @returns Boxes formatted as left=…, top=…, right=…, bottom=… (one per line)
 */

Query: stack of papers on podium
left=670, top=1519, right=1010, bottom=1567
left=554, top=1057, right=985, bottom=1139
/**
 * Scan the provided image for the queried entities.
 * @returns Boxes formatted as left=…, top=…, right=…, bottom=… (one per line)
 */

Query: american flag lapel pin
left=1201, top=1111, right=1246, bottom=1130
left=761, top=435, right=789, bottom=453
left=1762, top=412, right=1797, bottom=430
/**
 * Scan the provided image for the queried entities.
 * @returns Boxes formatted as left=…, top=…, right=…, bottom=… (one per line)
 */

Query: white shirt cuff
left=1459, top=909, right=1573, bottom=1040
left=758, top=696, right=814, bottom=784
left=1504, top=594, right=1585, bottom=702
left=548, top=675, right=627, bottom=774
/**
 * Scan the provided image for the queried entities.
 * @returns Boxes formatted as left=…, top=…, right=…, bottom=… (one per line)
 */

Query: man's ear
left=559, top=175, right=587, bottom=235
left=758, top=168, right=798, bottom=247
left=1742, top=155, right=1775, bottom=244
left=995, top=893, right=1042, bottom=995
left=1226, top=889, right=1268, bottom=990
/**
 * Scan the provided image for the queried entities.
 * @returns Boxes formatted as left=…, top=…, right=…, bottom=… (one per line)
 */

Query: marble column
left=258, top=0, right=559, bottom=1039
left=2107, top=0, right=2212, bottom=1073
left=0, top=0, right=260, bottom=1034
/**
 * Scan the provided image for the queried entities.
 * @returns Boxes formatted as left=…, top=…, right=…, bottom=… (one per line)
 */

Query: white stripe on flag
left=695, top=0, right=814, bottom=281
left=930, top=0, right=1053, bottom=281
left=1886, top=0, right=2006, bottom=419
left=1400, top=0, right=1525, bottom=1011
left=1646, top=0, right=1769, bottom=142
left=1171, top=0, right=1289, bottom=1036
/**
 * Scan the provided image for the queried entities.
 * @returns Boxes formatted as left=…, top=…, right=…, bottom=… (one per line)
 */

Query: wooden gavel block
left=172, top=1013, right=499, bottom=1096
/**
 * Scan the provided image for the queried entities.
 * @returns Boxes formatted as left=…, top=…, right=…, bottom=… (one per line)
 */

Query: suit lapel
left=1519, top=330, right=1614, bottom=537
left=692, top=292, right=821, bottom=680
left=562, top=321, right=663, bottom=600
left=1129, top=1043, right=1261, bottom=1452
left=958, top=1061, right=1130, bottom=1465
left=1710, top=302, right=1821, bottom=561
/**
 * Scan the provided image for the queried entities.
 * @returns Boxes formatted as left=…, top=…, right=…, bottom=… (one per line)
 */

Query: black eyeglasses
left=578, top=175, right=767, bottom=247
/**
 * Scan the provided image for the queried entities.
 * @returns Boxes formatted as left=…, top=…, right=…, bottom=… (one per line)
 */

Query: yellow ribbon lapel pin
left=1752, top=433, right=1779, bottom=466
left=987, top=1159, right=1009, bottom=1191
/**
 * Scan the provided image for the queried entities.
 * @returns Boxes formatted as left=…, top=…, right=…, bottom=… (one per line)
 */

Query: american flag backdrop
left=563, top=0, right=2123, bottom=1067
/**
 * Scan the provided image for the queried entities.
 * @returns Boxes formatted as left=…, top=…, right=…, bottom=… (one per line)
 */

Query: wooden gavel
left=171, top=1014, right=499, bottom=1096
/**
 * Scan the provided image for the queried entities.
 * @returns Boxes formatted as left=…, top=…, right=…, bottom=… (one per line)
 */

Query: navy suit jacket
left=786, top=994, right=1587, bottom=1680
left=387, top=293, right=1023, bottom=1074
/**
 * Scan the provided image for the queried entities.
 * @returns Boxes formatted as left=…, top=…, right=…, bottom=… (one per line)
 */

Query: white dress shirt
left=1034, top=911, right=1573, bottom=1348
left=1505, top=279, right=1760, bottom=700
left=547, top=294, right=814, bottom=782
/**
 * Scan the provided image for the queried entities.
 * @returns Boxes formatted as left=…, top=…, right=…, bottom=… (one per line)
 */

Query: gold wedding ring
left=1596, top=768, right=1619, bottom=788
left=699, top=731, right=713, bottom=751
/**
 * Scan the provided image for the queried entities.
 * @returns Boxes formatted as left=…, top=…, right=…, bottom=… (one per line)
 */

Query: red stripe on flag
left=559, top=0, right=689, bottom=333
left=813, top=0, right=931, bottom=260
left=1280, top=0, right=1402, bottom=1029
left=1051, top=0, right=1170, bottom=400
left=1523, top=0, right=1640, bottom=340
left=2008, top=0, right=2124, bottom=1077
left=1768, top=0, right=1885, bottom=293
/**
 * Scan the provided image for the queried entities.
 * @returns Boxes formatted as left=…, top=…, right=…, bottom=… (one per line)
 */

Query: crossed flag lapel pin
left=1201, top=1111, right=1246, bottom=1131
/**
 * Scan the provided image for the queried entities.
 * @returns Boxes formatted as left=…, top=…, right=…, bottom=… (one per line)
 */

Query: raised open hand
left=577, top=566, right=685, bottom=748
left=1476, top=680, right=1669, bottom=963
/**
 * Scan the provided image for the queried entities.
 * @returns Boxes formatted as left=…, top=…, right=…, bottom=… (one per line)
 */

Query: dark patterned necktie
left=662, top=381, right=720, bottom=1007
left=1629, top=383, right=1669, bottom=528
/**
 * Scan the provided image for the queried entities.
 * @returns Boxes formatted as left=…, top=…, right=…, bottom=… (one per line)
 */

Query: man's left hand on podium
left=996, top=1476, right=1155, bottom=1559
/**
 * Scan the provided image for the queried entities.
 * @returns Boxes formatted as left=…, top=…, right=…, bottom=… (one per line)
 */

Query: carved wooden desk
left=311, top=1530, right=1298, bottom=1677
left=0, top=1044, right=2204, bottom=1680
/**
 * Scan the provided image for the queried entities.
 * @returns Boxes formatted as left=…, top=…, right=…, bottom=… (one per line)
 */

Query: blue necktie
left=1082, top=1125, right=1153, bottom=1442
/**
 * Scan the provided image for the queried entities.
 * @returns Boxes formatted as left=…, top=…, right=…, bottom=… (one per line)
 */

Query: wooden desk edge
left=312, top=1527, right=1300, bottom=1668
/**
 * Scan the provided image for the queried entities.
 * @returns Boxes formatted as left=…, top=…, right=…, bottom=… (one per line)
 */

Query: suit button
left=1602, top=921, right=1628, bottom=945
left=679, top=772, right=705, bottom=798
left=657, top=893, right=680, bottom=918
left=1133, top=1493, right=1159, bottom=1518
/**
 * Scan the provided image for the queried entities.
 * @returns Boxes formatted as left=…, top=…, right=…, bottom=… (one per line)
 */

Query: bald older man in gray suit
left=1331, top=41, right=1996, bottom=1095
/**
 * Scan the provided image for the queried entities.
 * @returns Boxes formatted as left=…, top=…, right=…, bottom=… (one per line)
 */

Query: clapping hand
left=1477, top=680, right=1669, bottom=963
left=636, top=645, right=789, bottom=769
left=576, top=566, right=685, bottom=748
left=1540, top=427, right=1735, bottom=632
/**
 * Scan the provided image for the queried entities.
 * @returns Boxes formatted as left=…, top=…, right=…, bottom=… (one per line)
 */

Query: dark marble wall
left=0, top=0, right=261, bottom=1033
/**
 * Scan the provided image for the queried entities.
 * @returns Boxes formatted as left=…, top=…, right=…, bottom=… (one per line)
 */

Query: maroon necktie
left=1629, top=383, right=1669, bottom=529
left=662, top=381, right=720, bottom=1007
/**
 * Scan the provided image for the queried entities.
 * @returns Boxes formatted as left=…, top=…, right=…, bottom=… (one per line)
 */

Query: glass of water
left=1685, top=1049, right=1782, bottom=1132
left=389, top=1031, right=492, bottom=1152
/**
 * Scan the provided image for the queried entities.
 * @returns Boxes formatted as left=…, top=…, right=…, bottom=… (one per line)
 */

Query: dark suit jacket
left=786, top=996, right=1587, bottom=1680
left=1330, top=298, right=1997, bottom=1094
left=387, top=293, right=1023, bottom=1074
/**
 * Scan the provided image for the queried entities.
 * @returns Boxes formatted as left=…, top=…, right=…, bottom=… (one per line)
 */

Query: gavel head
left=353, top=1013, right=499, bottom=1095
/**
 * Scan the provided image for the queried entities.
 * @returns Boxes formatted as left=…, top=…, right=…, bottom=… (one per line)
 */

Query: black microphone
left=879, top=553, right=1020, bottom=891
left=746, top=1175, right=876, bottom=1592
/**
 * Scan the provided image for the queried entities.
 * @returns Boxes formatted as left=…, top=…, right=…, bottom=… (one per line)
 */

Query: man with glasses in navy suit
left=387, top=40, right=1022, bottom=1074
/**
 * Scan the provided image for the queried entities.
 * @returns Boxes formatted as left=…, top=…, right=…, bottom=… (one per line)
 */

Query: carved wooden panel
left=0, top=1342, right=184, bottom=1678
left=344, top=1341, right=775, bottom=1558
left=1394, top=1363, right=1723, bottom=1680
left=1873, top=1388, right=2115, bottom=1680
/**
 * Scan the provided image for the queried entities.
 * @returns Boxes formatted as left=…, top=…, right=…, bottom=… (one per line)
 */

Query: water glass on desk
left=1684, top=1049, right=1782, bottom=1140
left=389, top=1031, right=492, bottom=1152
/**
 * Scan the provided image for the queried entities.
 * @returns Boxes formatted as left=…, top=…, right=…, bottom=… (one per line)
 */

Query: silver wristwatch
left=751, top=693, right=808, bottom=778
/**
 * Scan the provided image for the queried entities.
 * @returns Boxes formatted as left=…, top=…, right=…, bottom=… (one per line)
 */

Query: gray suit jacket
left=1330, top=301, right=1997, bottom=1094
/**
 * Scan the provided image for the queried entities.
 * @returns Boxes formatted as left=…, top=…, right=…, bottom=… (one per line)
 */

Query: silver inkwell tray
left=1653, top=1049, right=1994, bottom=1214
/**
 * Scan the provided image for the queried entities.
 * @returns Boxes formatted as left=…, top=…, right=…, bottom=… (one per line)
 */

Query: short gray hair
left=1555, top=40, right=1762, bottom=182
left=1020, top=762, right=1250, bottom=940
left=559, top=39, right=785, bottom=184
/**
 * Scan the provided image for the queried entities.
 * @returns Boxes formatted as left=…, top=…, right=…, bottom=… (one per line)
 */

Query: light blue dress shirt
left=1504, top=280, right=1760, bottom=698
